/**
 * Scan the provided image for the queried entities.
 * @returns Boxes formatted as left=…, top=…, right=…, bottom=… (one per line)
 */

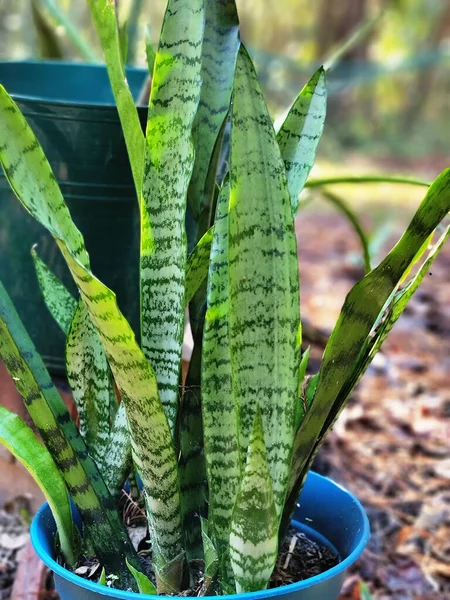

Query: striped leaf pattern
left=32, top=249, right=77, bottom=335
left=102, top=402, right=132, bottom=497
left=0, top=282, right=139, bottom=586
left=0, top=407, right=76, bottom=566
left=66, top=301, right=117, bottom=468
left=0, top=88, right=182, bottom=590
left=87, top=0, right=144, bottom=195
left=229, top=409, right=278, bottom=593
left=178, top=336, right=207, bottom=562
left=277, top=67, right=327, bottom=214
left=290, top=169, right=450, bottom=491
left=182, top=70, right=327, bottom=306
left=202, top=181, right=240, bottom=589
left=228, top=46, right=300, bottom=517
left=187, top=0, right=240, bottom=223
left=140, top=0, right=204, bottom=432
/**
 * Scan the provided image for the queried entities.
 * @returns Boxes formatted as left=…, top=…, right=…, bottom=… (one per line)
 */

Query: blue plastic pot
left=31, top=472, right=369, bottom=600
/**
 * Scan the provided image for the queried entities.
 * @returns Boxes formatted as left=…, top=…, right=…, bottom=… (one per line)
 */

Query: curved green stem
left=305, top=175, right=430, bottom=189
left=321, top=190, right=372, bottom=274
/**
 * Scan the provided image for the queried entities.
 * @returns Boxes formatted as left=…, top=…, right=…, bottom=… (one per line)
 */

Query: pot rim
left=31, top=472, right=370, bottom=599
left=0, top=60, right=147, bottom=110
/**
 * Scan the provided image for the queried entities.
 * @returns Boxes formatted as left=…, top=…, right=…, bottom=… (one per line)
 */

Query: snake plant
left=0, top=0, right=449, bottom=595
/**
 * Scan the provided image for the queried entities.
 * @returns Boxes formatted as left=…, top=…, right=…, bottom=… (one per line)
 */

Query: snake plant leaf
left=202, top=181, right=240, bottom=589
left=200, top=518, right=219, bottom=592
left=229, top=45, right=301, bottom=517
left=361, top=225, right=450, bottom=379
left=99, top=567, right=107, bottom=586
left=87, top=0, right=144, bottom=195
left=140, top=0, right=204, bottom=433
left=276, top=67, right=327, bottom=214
left=229, top=409, right=278, bottom=593
left=290, top=169, right=450, bottom=491
left=32, top=248, right=77, bottom=335
left=102, top=402, right=132, bottom=497
left=306, top=227, right=450, bottom=469
left=178, top=334, right=207, bottom=562
left=182, top=67, right=325, bottom=297
left=0, top=407, right=76, bottom=566
left=0, top=88, right=181, bottom=591
left=126, top=559, right=157, bottom=595
left=0, top=282, right=139, bottom=585
left=187, top=0, right=240, bottom=222
left=66, top=301, right=117, bottom=468
left=185, top=227, right=214, bottom=306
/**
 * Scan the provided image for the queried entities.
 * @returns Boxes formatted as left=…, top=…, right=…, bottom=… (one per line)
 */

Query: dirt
left=271, top=527, right=339, bottom=587
left=0, top=499, right=30, bottom=600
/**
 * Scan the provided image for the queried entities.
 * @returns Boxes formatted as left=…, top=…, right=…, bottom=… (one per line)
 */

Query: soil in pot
left=72, top=517, right=340, bottom=596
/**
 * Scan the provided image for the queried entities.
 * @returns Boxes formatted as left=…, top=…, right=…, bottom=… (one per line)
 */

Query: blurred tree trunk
left=402, top=1, right=450, bottom=128
left=315, top=0, right=369, bottom=125
left=316, top=0, right=369, bottom=61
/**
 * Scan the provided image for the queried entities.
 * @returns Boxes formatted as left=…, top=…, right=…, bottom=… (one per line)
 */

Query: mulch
left=0, top=500, right=30, bottom=600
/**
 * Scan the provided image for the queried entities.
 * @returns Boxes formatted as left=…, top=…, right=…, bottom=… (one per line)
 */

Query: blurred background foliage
left=1, top=0, right=449, bottom=172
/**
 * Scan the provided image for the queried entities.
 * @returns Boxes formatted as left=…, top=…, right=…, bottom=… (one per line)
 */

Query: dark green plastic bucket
left=0, top=61, right=147, bottom=373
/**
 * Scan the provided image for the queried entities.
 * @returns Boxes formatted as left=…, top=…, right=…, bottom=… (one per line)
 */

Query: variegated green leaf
left=276, top=67, right=327, bottom=214
left=229, top=409, right=278, bottom=593
left=32, top=248, right=77, bottom=335
left=187, top=0, right=240, bottom=222
left=102, top=402, right=132, bottom=496
left=185, top=227, right=214, bottom=306
left=0, top=282, right=139, bottom=586
left=202, top=181, right=240, bottom=589
left=295, top=230, right=450, bottom=501
left=229, top=46, right=300, bottom=517
left=0, top=407, right=76, bottom=566
left=87, top=0, right=144, bottom=195
left=66, top=301, right=117, bottom=468
left=289, top=169, right=450, bottom=494
left=360, top=226, right=450, bottom=375
left=140, top=0, right=204, bottom=433
left=0, top=88, right=181, bottom=591
left=178, top=335, right=207, bottom=562
left=183, top=67, right=326, bottom=300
